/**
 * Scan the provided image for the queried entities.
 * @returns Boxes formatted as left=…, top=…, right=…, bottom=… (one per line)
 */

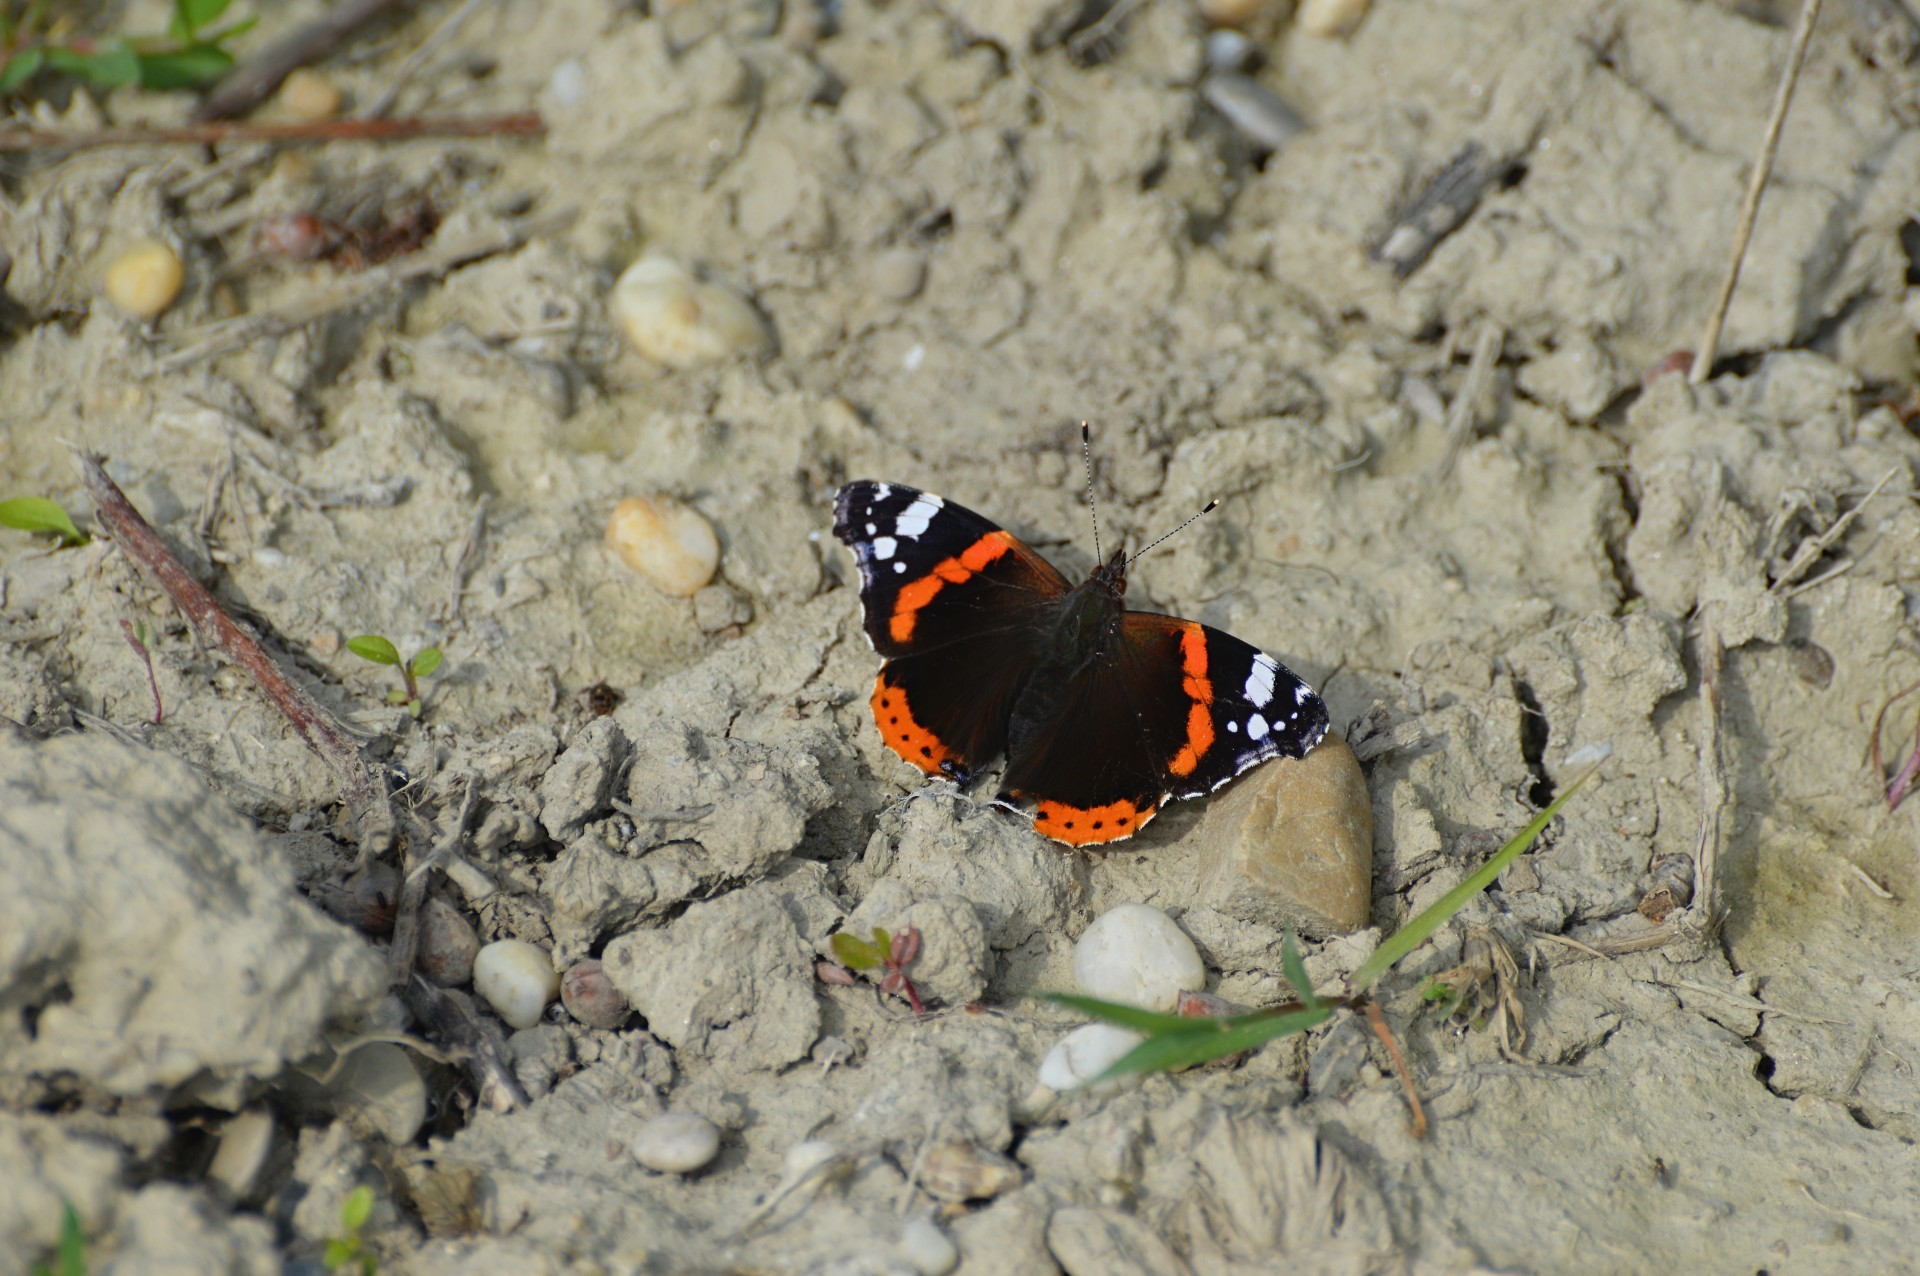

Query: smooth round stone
left=630, top=1112, right=721, bottom=1174
left=104, top=239, right=185, bottom=319
left=324, top=1042, right=427, bottom=1144
left=899, top=1217, right=960, bottom=1275
left=1038, top=1023, right=1145, bottom=1092
left=561, top=959, right=631, bottom=1029
left=868, top=247, right=926, bottom=301
left=473, top=939, right=560, bottom=1030
left=605, top=494, right=721, bottom=597
left=609, top=255, right=771, bottom=368
left=1297, top=0, right=1370, bottom=37
left=1072, top=903, right=1206, bottom=1012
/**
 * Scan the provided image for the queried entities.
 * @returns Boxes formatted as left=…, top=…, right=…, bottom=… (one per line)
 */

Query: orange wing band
left=1033, top=797, right=1158, bottom=847
left=888, top=531, right=1015, bottom=644
left=871, top=672, right=954, bottom=775
left=1167, top=623, right=1215, bottom=777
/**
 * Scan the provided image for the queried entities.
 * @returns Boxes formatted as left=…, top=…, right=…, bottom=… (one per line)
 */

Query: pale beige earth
left=5, top=0, right=1920, bottom=1273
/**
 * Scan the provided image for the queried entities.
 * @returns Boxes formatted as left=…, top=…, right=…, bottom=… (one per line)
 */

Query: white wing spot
left=894, top=494, right=943, bottom=539
left=893, top=562, right=906, bottom=574
left=1295, top=683, right=1312, bottom=705
left=875, top=483, right=893, bottom=500
left=1247, top=714, right=1269, bottom=739
left=873, top=536, right=898, bottom=560
left=865, top=522, right=877, bottom=534
left=1245, top=655, right=1277, bottom=707
left=1226, top=720, right=1239, bottom=734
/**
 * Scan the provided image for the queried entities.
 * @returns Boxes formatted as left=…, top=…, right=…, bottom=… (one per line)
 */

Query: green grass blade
left=1086, top=1001, right=1336, bottom=1085
left=1037, top=992, right=1198, bottom=1035
left=1279, top=929, right=1319, bottom=1006
left=1351, top=760, right=1602, bottom=992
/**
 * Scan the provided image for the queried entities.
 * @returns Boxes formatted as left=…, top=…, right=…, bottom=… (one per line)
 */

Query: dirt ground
left=7, top=0, right=1920, bottom=1272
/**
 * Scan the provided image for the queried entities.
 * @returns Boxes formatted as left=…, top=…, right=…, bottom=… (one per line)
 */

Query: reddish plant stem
left=1361, top=999, right=1428, bottom=1140
left=118, top=618, right=163, bottom=724
left=78, top=451, right=395, bottom=855
left=0, top=112, right=544, bottom=153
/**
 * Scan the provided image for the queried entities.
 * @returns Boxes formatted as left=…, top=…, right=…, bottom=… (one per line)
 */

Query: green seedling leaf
left=34, top=1200, right=86, bottom=1276
left=46, top=41, right=141, bottom=88
left=322, top=1239, right=353, bottom=1269
left=172, top=0, right=234, bottom=39
left=1279, top=929, right=1319, bottom=1007
left=0, top=497, right=88, bottom=547
left=1350, top=762, right=1602, bottom=993
left=346, top=635, right=402, bottom=667
left=385, top=689, right=411, bottom=705
left=1, top=48, right=46, bottom=95
left=135, top=45, right=234, bottom=89
left=340, top=1184, right=374, bottom=1233
left=830, top=931, right=883, bottom=971
left=409, top=648, right=444, bottom=678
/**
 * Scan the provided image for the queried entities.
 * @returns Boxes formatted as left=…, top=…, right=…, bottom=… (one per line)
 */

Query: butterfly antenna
left=1081, top=421, right=1101, bottom=561
left=1125, top=498, right=1220, bottom=568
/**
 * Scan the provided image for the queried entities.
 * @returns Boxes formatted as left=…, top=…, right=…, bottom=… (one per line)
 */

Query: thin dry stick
left=389, top=779, right=479, bottom=988
left=195, top=0, right=405, bottom=121
left=1770, top=465, right=1898, bottom=593
left=158, top=213, right=568, bottom=370
left=406, top=975, right=529, bottom=1114
left=1690, top=0, right=1825, bottom=383
left=1693, top=624, right=1727, bottom=924
left=362, top=0, right=488, bottom=119
left=78, top=451, right=396, bottom=855
left=0, top=112, right=543, bottom=153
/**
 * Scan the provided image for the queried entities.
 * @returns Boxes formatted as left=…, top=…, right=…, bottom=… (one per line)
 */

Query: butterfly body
left=833, top=481, right=1328, bottom=847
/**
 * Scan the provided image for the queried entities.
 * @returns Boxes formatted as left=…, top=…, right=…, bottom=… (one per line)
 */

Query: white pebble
left=104, top=239, right=185, bottom=319
left=610, top=255, right=771, bottom=368
left=1073, top=903, right=1207, bottom=1012
left=605, top=494, right=721, bottom=597
left=630, top=1112, right=721, bottom=1174
left=473, top=939, right=560, bottom=1030
left=899, top=1217, right=960, bottom=1276
left=1038, top=1023, right=1145, bottom=1092
left=546, top=59, right=587, bottom=109
left=1297, top=0, right=1370, bottom=37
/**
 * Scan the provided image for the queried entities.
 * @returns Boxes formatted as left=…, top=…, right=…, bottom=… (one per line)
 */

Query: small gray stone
left=631, top=1112, right=721, bottom=1174
left=868, top=247, right=927, bottom=302
left=1194, top=736, right=1373, bottom=937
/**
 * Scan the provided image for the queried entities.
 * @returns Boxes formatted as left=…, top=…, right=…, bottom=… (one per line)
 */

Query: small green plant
left=1, top=0, right=257, bottom=97
left=824, top=925, right=926, bottom=1015
left=0, top=497, right=89, bottom=548
left=1042, top=754, right=1606, bottom=1087
left=346, top=636, right=442, bottom=718
left=120, top=618, right=163, bottom=724
left=31, top=1201, right=86, bottom=1276
left=322, top=1185, right=376, bottom=1275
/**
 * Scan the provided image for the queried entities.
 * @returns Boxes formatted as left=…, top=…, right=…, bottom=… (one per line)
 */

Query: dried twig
left=405, top=975, right=529, bottom=1114
left=362, top=0, right=488, bottom=119
left=1692, top=625, right=1727, bottom=924
left=1360, top=1000, right=1428, bottom=1139
left=77, top=451, right=396, bottom=855
left=158, top=212, right=569, bottom=370
left=1690, top=0, right=1825, bottom=382
left=0, top=112, right=543, bottom=153
left=194, top=0, right=405, bottom=121
left=1770, top=465, right=1898, bottom=594
left=390, top=779, right=479, bottom=988
left=1436, top=320, right=1505, bottom=476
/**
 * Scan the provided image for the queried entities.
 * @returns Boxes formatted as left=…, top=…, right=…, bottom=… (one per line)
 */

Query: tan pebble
left=418, top=897, right=480, bottom=987
left=610, top=256, right=771, bottom=368
left=606, top=495, right=721, bottom=597
left=1297, top=0, right=1369, bottom=37
left=103, top=239, right=185, bottom=319
left=562, top=959, right=631, bottom=1029
left=919, top=1142, right=1023, bottom=1202
left=1196, top=0, right=1285, bottom=29
left=279, top=68, right=343, bottom=121
left=1194, top=736, right=1372, bottom=936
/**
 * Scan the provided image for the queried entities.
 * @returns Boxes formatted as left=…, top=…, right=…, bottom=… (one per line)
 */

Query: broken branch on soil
left=77, top=451, right=396, bottom=856
left=1692, top=624, right=1727, bottom=925
left=390, top=779, right=480, bottom=989
left=406, top=974, right=529, bottom=1114
left=1690, top=0, right=1825, bottom=382
left=158, top=212, right=570, bottom=371
left=193, top=0, right=405, bottom=121
left=0, top=113, right=544, bottom=153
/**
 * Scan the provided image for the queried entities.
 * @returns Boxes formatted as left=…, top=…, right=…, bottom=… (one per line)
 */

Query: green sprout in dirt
left=120, top=618, right=163, bottom=724
left=322, top=1185, right=377, bottom=1276
left=1, top=0, right=256, bottom=98
left=0, top=496, right=89, bottom=548
left=1041, top=751, right=1608, bottom=1102
left=31, top=1201, right=86, bottom=1276
left=822, top=925, right=926, bottom=1015
left=346, top=635, right=443, bottom=718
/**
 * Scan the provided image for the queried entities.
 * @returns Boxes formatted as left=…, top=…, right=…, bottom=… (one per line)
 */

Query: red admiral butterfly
left=832, top=474, right=1329, bottom=847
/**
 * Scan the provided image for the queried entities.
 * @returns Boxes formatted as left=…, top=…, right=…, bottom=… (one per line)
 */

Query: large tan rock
left=1194, top=736, right=1373, bottom=936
